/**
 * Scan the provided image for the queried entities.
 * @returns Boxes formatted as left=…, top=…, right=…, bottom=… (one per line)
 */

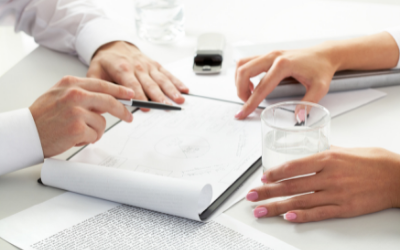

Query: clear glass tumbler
left=261, top=101, right=330, bottom=175
left=134, top=0, right=185, bottom=44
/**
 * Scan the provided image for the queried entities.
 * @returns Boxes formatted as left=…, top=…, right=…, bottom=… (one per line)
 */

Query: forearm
left=321, top=32, right=399, bottom=71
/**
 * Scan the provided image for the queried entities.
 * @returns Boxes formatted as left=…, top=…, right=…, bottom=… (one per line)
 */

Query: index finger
left=82, top=92, right=133, bottom=122
left=235, top=53, right=282, bottom=102
left=76, top=78, right=135, bottom=100
left=235, top=60, right=289, bottom=119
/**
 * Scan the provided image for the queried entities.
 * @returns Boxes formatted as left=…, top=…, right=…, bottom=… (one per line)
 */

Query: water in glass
left=135, top=0, right=185, bottom=44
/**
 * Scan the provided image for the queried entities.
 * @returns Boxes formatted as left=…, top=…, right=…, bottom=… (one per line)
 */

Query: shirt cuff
left=0, top=109, right=44, bottom=176
left=75, top=18, right=136, bottom=66
left=385, top=28, right=400, bottom=68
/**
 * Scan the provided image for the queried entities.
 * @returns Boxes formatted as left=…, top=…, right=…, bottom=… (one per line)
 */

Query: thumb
left=295, top=81, right=330, bottom=122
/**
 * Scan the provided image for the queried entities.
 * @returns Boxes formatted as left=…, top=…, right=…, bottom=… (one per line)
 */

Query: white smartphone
left=193, top=33, right=225, bottom=74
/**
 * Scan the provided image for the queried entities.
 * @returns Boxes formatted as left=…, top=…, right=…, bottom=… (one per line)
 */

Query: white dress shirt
left=0, top=0, right=135, bottom=176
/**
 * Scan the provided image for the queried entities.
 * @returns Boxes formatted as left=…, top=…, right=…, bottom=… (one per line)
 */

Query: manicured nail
left=254, top=207, right=268, bottom=218
left=296, top=109, right=306, bottom=123
left=284, top=212, right=297, bottom=221
left=246, top=191, right=258, bottom=201
left=235, top=109, right=243, bottom=119
left=261, top=174, right=267, bottom=183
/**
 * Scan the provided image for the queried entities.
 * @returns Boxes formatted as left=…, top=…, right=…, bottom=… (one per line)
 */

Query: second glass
left=134, top=0, right=185, bottom=44
left=261, top=101, right=330, bottom=175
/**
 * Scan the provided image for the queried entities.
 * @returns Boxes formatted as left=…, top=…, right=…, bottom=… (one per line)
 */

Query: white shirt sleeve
left=0, top=109, right=44, bottom=176
left=0, top=0, right=135, bottom=65
left=386, top=28, right=400, bottom=68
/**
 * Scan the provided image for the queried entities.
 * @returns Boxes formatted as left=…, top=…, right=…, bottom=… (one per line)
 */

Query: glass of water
left=261, top=101, right=330, bottom=176
left=134, top=0, right=185, bottom=44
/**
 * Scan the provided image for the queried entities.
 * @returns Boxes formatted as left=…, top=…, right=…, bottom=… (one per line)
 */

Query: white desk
left=1, top=0, right=400, bottom=249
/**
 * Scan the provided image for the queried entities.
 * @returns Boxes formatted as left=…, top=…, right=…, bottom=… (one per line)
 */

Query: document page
left=0, top=192, right=298, bottom=250
left=70, top=95, right=262, bottom=206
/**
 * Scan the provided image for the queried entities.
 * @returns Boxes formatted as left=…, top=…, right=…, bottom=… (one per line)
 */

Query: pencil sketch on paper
left=135, top=165, right=173, bottom=177
left=155, top=135, right=210, bottom=159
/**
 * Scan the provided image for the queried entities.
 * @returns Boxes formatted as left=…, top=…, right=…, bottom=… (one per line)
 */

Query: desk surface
left=2, top=0, right=400, bottom=249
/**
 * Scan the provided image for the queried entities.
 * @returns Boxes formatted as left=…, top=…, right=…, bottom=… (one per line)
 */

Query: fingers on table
left=284, top=205, right=341, bottom=223
left=150, top=69, right=185, bottom=104
left=248, top=174, right=322, bottom=202
left=252, top=191, right=335, bottom=217
left=263, top=153, right=327, bottom=183
left=159, top=66, right=189, bottom=94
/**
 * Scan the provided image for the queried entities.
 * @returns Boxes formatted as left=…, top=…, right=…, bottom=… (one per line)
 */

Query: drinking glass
left=261, top=101, right=330, bottom=176
left=134, top=0, right=185, bottom=44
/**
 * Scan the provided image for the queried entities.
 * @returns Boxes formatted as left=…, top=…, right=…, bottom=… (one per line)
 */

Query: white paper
left=42, top=159, right=212, bottom=221
left=0, top=192, right=298, bottom=250
left=164, top=57, right=386, bottom=118
left=43, top=95, right=262, bottom=220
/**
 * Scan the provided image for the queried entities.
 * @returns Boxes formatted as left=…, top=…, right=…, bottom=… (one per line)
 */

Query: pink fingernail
left=254, top=207, right=268, bottom=218
left=261, top=174, right=267, bottom=183
left=174, top=93, right=182, bottom=99
left=296, top=109, right=306, bottom=123
left=235, top=110, right=243, bottom=119
left=246, top=191, right=258, bottom=201
left=284, top=212, right=297, bottom=221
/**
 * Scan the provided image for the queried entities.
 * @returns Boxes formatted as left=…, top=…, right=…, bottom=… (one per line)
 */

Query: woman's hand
left=245, top=147, right=400, bottom=223
left=234, top=47, right=336, bottom=119
left=234, top=32, right=399, bottom=120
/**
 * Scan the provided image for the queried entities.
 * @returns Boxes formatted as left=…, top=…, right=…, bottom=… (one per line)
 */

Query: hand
left=87, top=41, right=189, bottom=110
left=29, top=76, right=134, bottom=158
left=245, top=147, right=400, bottom=223
left=234, top=47, right=336, bottom=119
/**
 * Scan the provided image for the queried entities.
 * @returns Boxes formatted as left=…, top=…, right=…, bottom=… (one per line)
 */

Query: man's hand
left=29, top=76, right=134, bottom=158
left=88, top=41, right=189, bottom=110
left=245, top=147, right=400, bottom=223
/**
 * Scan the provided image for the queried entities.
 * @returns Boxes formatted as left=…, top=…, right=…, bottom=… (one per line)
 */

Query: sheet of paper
left=69, top=95, right=262, bottom=210
left=0, top=192, right=298, bottom=250
left=42, top=159, right=212, bottom=221
left=164, top=57, right=387, bottom=117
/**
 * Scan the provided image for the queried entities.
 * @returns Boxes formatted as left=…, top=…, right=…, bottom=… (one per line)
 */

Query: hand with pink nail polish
left=246, top=146, right=400, bottom=223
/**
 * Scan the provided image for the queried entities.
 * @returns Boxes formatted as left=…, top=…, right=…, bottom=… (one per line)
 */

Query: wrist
left=93, top=41, right=140, bottom=58
left=316, top=41, right=344, bottom=73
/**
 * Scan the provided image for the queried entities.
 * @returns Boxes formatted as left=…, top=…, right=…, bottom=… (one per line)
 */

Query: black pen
left=118, top=99, right=183, bottom=111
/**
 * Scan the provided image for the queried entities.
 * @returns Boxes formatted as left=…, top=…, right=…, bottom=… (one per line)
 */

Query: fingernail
left=174, top=93, right=182, bottom=100
left=246, top=191, right=258, bottom=201
left=163, top=100, right=173, bottom=105
left=254, top=207, right=268, bottom=218
left=284, top=212, right=297, bottom=221
left=261, top=174, right=267, bottom=183
left=235, top=109, right=243, bottom=119
left=127, top=89, right=134, bottom=97
left=296, top=109, right=306, bottom=123
left=127, top=113, right=133, bottom=122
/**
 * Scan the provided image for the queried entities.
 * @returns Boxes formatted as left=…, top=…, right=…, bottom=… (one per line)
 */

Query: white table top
left=1, top=0, right=400, bottom=249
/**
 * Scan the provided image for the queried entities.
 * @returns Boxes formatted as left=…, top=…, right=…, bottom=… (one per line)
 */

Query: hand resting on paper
left=29, top=76, right=134, bottom=158
left=246, top=147, right=400, bottom=223
left=87, top=41, right=189, bottom=111
left=234, top=32, right=399, bottom=120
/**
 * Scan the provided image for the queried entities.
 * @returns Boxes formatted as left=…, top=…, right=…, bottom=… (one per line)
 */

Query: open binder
left=39, top=95, right=263, bottom=221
